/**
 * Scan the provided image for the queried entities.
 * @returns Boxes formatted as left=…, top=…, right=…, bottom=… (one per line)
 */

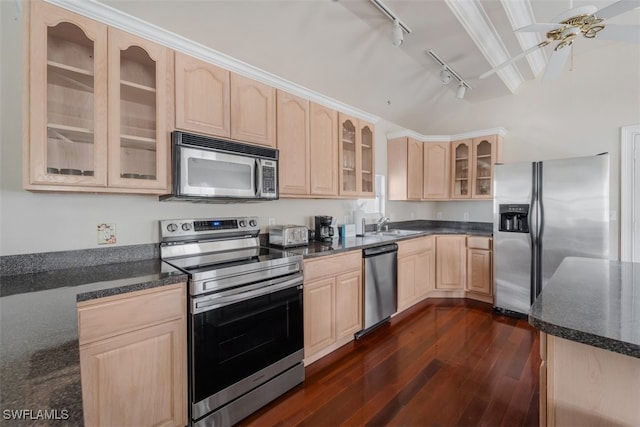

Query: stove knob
left=166, top=223, right=178, bottom=233
left=181, top=223, right=192, bottom=231
left=239, top=220, right=247, bottom=228
left=249, top=219, right=257, bottom=227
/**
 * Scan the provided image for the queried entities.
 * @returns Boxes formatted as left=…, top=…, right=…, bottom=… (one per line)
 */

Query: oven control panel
left=160, top=216, right=260, bottom=239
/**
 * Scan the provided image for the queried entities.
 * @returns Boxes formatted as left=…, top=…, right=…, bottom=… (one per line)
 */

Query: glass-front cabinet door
left=28, top=2, right=108, bottom=187
left=107, top=28, right=169, bottom=191
left=360, top=121, right=375, bottom=197
left=451, top=139, right=471, bottom=198
left=471, top=135, right=498, bottom=198
left=339, top=115, right=358, bottom=196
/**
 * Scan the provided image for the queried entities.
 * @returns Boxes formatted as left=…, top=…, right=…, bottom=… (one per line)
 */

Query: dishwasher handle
left=363, top=243, right=398, bottom=257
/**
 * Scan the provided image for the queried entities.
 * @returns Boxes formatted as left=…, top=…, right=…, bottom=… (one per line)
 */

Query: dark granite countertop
left=284, top=220, right=492, bottom=258
left=0, top=259, right=187, bottom=425
left=529, top=257, right=640, bottom=359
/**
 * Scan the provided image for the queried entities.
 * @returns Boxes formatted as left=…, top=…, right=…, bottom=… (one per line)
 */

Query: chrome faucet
left=376, top=216, right=391, bottom=232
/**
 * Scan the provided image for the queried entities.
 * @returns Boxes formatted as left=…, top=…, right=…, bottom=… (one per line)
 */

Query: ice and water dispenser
left=499, top=204, right=529, bottom=233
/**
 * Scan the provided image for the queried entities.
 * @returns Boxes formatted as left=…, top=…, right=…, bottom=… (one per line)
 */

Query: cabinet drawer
left=467, top=236, right=492, bottom=250
left=398, top=235, right=433, bottom=257
left=304, top=251, right=361, bottom=282
left=78, top=283, right=185, bottom=345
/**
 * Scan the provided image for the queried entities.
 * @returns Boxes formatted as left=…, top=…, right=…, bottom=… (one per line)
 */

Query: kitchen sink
left=365, top=229, right=423, bottom=237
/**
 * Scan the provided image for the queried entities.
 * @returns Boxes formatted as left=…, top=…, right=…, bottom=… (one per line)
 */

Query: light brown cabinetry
left=174, top=52, right=230, bottom=137
left=466, top=237, right=492, bottom=298
left=435, top=235, right=467, bottom=290
left=309, top=102, right=338, bottom=197
left=230, top=73, right=276, bottom=147
left=387, top=137, right=423, bottom=200
left=26, top=1, right=171, bottom=194
left=451, top=135, right=500, bottom=199
left=423, top=142, right=450, bottom=199
left=542, top=333, right=640, bottom=427
left=77, top=283, right=187, bottom=427
left=397, top=236, right=435, bottom=312
left=338, top=114, right=375, bottom=198
left=276, top=90, right=310, bottom=195
left=303, top=251, right=362, bottom=365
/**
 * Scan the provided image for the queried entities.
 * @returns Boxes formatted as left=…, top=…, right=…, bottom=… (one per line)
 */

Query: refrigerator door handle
left=530, top=162, right=540, bottom=304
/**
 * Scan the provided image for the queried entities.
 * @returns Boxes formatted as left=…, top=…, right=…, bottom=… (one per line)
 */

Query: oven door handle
left=193, top=274, right=303, bottom=314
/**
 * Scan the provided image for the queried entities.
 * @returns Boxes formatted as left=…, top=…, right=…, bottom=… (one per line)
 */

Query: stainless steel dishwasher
left=356, top=243, right=398, bottom=338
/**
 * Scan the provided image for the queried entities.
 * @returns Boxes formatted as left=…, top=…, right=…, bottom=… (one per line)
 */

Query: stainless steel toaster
left=268, top=225, right=308, bottom=248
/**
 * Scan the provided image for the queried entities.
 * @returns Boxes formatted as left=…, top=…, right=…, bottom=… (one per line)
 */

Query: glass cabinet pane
left=454, top=143, right=469, bottom=197
left=341, top=119, right=357, bottom=193
left=46, top=22, right=96, bottom=176
left=474, top=140, right=492, bottom=196
left=118, top=45, right=158, bottom=181
left=360, top=125, right=374, bottom=194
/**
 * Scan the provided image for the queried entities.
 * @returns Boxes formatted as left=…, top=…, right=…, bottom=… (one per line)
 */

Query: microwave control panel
left=262, top=166, right=276, bottom=194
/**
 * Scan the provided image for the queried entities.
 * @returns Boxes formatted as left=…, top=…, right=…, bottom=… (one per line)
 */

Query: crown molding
left=445, top=0, right=523, bottom=93
left=386, top=127, right=507, bottom=142
left=44, top=0, right=380, bottom=124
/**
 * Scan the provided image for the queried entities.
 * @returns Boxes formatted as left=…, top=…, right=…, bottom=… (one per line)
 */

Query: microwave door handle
left=255, top=159, right=262, bottom=197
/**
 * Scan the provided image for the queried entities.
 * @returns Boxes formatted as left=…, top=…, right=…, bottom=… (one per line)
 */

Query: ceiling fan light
left=456, top=83, right=466, bottom=99
left=391, top=19, right=403, bottom=46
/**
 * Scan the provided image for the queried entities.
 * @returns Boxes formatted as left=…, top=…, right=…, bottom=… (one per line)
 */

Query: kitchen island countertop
left=529, top=256, right=640, bottom=358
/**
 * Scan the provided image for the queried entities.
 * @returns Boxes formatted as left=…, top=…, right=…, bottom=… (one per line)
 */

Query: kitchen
left=1, top=0, right=639, bottom=426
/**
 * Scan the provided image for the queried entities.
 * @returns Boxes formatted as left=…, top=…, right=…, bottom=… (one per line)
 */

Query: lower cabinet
left=435, top=235, right=467, bottom=290
left=466, top=237, right=493, bottom=299
left=77, top=283, right=187, bottom=427
left=303, top=251, right=362, bottom=365
left=397, top=236, right=435, bottom=312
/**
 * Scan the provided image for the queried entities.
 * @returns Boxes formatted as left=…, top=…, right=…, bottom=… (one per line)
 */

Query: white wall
left=2, top=3, right=636, bottom=258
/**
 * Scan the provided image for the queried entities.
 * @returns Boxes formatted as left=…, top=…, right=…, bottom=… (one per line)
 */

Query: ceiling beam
left=500, top=0, right=547, bottom=78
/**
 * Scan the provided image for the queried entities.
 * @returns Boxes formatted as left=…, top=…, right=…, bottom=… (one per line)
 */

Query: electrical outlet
left=97, top=223, right=116, bottom=245
left=268, top=217, right=275, bottom=226
left=437, top=212, right=443, bottom=220
left=463, top=212, right=469, bottom=221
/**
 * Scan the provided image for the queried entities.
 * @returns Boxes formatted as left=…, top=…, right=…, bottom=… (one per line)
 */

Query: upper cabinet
left=309, top=102, right=338, bottom=197
left=174, top=52, right=230, bottom=137
left=451, top=135, right=500, bottom=199
left=26, top=1, right=171, bottom=194
left=174, top=55, right=275, bottom=148
left=338, top=114, right=375, bottom=198
left=230, top=73, right=276, bottom=147
left=387, top=137, right=423, bottom=200
left=277, top=90, right=310, bottom=195
left=423, top=142, right=450, bottom=200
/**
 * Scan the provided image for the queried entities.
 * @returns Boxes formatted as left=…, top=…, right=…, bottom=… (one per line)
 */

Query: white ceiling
left=97, top=0, right=640, bottom=134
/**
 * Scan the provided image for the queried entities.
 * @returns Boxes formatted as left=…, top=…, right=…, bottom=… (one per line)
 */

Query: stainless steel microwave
left=161, top=131, right=278, bottom=202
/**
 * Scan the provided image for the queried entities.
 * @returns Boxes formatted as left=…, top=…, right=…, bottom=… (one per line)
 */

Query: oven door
left=178, top=146, right=257, bottom=198
left=190, top=273, right=304, bottom=420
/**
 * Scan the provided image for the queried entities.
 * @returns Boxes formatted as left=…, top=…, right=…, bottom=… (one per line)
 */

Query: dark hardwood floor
left=240, top=298, right=541, bottom=427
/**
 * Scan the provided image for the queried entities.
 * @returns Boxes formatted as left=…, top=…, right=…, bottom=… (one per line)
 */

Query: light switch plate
left=97, top=223, right=116, bottom=245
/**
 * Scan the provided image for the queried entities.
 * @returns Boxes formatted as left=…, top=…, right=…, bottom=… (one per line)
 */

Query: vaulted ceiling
left=97, top=0, right=640, bottom=133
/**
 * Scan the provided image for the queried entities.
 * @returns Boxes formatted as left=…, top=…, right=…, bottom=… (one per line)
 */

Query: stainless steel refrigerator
left=493, top=154, right=609, bottom=316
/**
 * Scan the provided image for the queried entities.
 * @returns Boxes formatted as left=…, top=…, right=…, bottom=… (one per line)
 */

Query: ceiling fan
left=480, top=0, right=640, bottom=80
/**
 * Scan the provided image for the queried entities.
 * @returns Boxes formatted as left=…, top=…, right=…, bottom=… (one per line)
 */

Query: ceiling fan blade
left=598, top=24, right=640, bottom=42
left=516, top=23, right=562, bottom=33
left=595, top=0, right=640, bottom=19
left=479, top=44, right=544, bottom=79
left=543, top=46, right=571, bottom=80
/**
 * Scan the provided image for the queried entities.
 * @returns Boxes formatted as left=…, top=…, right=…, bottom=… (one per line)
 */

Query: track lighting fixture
left=456, top=83, right=467, bottom=99
left=369, top=0, right=411, bottom=47
left=427, top=49, right=471, bottom=100
left=391, top=19, right=403, bottom=47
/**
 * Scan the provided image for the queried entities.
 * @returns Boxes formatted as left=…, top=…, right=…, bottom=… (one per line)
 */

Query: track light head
left=456, top=83, right=467, bottom=99
left=440, top=66, right=452, bottom=84
left=391, top=19, right=403, bottom=47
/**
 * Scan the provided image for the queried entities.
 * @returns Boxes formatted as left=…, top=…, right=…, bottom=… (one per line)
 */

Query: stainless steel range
left=160, top=216, right=304, bottom=427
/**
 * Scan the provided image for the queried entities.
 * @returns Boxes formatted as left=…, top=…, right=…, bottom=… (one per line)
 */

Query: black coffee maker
left=314, top=215, right=336, bottom=242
